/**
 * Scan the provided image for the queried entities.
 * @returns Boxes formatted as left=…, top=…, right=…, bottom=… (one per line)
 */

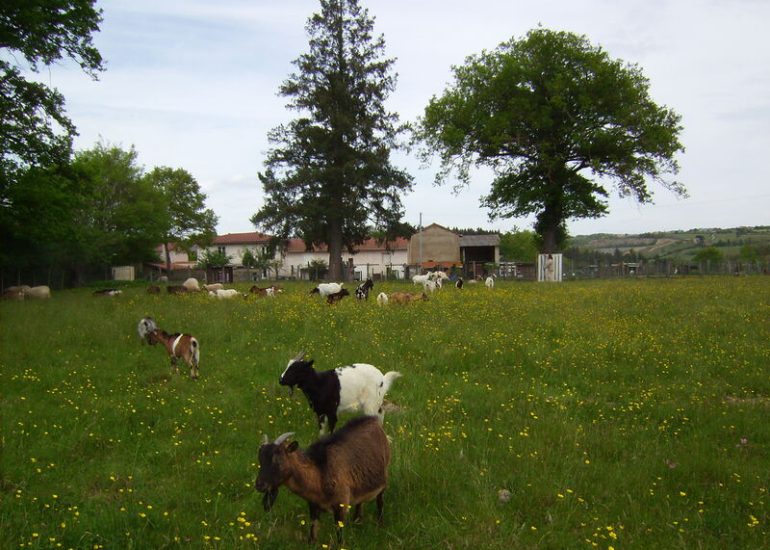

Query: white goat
left=423, top=280, right=437, bottom=293
left=310, top=282, right=343, bottom=297
left=25, top=285, right=51, bottom=299
left=376, top=292, right=389, bottom=306
left=412, top=274, right=430, bottom=286
left=485, top=276, right=495, bottom=289
left=210, top=288, right=243, bottom=299
left=182, top=277, right=200, bottom=292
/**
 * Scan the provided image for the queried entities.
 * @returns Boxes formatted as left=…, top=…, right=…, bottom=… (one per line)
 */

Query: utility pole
left=419, top=212, right=423, bottom=274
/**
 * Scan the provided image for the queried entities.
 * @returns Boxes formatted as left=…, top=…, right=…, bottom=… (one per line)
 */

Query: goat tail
left=190, top=337, right=200, bottom=367
left=381, top=371, right=402, bottom=395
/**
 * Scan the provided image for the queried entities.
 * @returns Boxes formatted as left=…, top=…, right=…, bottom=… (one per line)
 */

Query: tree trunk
left=327, top=220, right=345, bottom=281
left=164, top=242, right=172, bottom=273
left=541, top=224, right=559, bottom=254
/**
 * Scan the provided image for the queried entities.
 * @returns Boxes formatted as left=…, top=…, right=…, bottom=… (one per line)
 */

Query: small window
left=217, top=246, right=226, bottom=255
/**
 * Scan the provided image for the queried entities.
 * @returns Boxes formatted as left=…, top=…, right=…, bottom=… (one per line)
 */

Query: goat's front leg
left=376, top=490, right=385, bottom=525
left=333, top=502, right=349, bottom=545
left=170, top=356, right=180, bottom=375
left=308, top=503, right=321, bottom=543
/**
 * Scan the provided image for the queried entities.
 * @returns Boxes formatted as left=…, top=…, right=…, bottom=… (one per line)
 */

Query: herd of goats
left=5, top=271, right=494, bottom=544
left=130, top=271, right=497, bottom=543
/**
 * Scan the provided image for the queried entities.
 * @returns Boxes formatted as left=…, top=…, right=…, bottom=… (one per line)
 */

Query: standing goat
left=147, top=329, right=200, bottom=379
left=255, top=416, right=390, bottom=544
left=279, top=351, right=401, bottom=434
left=355, top=278, right=374, bottom=300
left=326, top=288, right=350, bottom=305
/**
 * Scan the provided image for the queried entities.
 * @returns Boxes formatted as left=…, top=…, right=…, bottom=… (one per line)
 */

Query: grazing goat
left=167, top=285, right=187, bottom=294
left=25, top=285, right=51, bottom=299
left=250, top=285, right=282, bottom=297
left=310, top=282, right=343, bottom=297
left=376, top=292, right=388, bottom=306
left=204, top=283, right=223, bottom=292
left=93, top=288, right=122, bottom=297
left=485, top=276, right=495, bottom=289
left=256, top=416, right=390, bottom=544
left=209, top=288, right=244, bottom=299
left=137, top=316, right=158, bottom=344
left=279, top=351, right=401, bottom=434
left=147, top=329, right=200, bottom=379
left=326, top=288, right=350, bottom=305
left=423, top=280, right=437, bottom=293
left=182, top=277, right=200, bottom=292
left=146, top=285, right=161, bottom=294
left=412, top=273, right=430, bottom=286
left=355, top=278, right=374, bottom=300
left=389, top=291, right=428, bottom=304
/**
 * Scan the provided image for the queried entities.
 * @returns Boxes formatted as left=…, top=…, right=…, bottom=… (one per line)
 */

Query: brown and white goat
left=147, top=329, right=200, bottom=379
left=255, top=416, right=390, bottom=544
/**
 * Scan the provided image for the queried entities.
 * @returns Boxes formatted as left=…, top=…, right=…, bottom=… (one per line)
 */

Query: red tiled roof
left=212, top=232, right=272, bottom=245
left=284, top=237, right=409, bottom=253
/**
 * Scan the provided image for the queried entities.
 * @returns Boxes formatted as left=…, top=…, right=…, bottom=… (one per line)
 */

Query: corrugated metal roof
left=459, top=234, right=500, bottom=247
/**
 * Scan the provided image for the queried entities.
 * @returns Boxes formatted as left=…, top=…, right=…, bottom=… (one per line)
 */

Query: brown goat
left=147, top=329, right=200, bottom=379
left=255, top=416, right=390, bottom=544
left=389, top=291, right=428, bottom=304
left=326, top=288, right=350, bottom=305
left=167, top=285, right=188, bottom=294
left=146, top=285, right=161, bottom=294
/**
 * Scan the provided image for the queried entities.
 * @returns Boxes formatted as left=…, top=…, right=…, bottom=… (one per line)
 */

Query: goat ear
left=287, top=441, right=299, bottom=453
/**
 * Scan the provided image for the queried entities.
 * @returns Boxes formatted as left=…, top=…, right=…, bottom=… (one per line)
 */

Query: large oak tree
left=416, top=28, right=685, bottom=252
left=252, top=0, right=412, bottom=280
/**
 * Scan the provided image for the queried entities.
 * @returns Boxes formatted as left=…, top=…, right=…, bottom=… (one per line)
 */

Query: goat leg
left=308, top=503, right=321, bottom=543
left=333, top=503, right=348, bottom=545
left=376, top=490, right=385, bottom=525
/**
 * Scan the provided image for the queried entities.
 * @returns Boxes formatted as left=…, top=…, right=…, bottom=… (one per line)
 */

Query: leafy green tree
left=0, top=0, right=103, bottom=195
left=500, top=229, right=539, bottom=262
left=71, top=143, right=166, bottom=270
left=197, top=249, right=230, bottom=269
left=241, top=248, right=258, bottom=268
left=252, top=0, right=413, bottom=280
left=143, top=167, right=218, bottom=271
left=416, top=28, right=685, bottom=253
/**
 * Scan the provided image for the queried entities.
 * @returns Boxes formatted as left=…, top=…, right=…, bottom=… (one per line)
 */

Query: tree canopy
left=251, top=0, right=413, bottom=280
left=144, top=167, right=218, bottom=271
left=416, top=28, right=685, bottom=253
left=0, top=0, right=103, bottom=195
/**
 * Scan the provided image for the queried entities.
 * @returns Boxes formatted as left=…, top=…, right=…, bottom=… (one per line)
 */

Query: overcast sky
left=45, top=0, right=769, bottom=236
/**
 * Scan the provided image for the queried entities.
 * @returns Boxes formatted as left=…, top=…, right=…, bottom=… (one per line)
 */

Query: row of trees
left=0, top=142, right=217, bottom=284
left=2, top=1, right=686, bottom=284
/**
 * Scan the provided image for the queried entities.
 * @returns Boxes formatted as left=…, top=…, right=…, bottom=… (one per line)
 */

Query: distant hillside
left=567, top=226, right=770, bottom=260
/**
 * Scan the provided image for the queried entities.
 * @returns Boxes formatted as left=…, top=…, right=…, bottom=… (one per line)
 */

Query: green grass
left=2, top=277, right=769, bottom=549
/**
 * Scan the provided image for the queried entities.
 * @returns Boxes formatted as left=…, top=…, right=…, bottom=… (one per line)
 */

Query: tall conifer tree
left=252, top=0, right=412, bottom=280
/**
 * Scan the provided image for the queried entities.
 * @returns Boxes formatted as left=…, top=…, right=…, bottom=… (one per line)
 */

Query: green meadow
left=1, top=277, right=769, bottom=549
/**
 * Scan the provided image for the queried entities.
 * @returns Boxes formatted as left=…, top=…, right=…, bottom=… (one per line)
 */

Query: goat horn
left=274, top=432, right=294, bottom=446
left=261, top=434, right=269, bottom=446
left=292, top=350, right=306, bottom=362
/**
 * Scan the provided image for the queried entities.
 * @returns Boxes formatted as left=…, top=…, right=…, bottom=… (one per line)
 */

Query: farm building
left=408, top=224, right=461, bottom=268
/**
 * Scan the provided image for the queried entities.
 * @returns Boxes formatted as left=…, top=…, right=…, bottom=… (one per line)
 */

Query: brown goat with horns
left=255, top=415, right=390, bottom=544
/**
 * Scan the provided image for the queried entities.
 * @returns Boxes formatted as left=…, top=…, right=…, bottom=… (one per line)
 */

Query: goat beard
left=262, top=487, right=279, bottom=511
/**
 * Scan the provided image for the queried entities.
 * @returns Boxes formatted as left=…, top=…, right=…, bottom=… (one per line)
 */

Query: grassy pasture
left=1, top=277, right=769, bottom=549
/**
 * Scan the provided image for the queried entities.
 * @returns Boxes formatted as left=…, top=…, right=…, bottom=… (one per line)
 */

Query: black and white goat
left=355, top=278, right=374, bottom=300
left=279, top=351, right=402, bottom=434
